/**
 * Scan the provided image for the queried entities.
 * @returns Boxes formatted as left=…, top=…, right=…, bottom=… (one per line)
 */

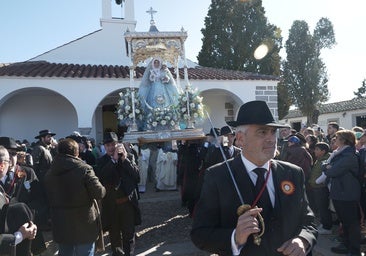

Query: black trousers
left=333, top=199, right=361, bottom=254
left=312, top=187, right=333, bottom=229
left=109, top=202, right=136, bottom=256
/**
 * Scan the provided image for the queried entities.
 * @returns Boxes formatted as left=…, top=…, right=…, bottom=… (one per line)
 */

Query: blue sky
left=1, top=0, right=365, bottom=103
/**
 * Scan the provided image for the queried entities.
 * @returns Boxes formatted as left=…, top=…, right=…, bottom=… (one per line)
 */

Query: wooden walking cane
left=93, top=199, right=105, bottom=252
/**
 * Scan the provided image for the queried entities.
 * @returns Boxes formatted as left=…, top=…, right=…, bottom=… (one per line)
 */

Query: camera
left=116, top=143, right=124, bottom=157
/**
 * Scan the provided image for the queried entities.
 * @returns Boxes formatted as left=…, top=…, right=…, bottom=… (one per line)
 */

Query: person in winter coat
left=45, top=138, right=106, bottom=256
left=322, top=130, right=361, bottom=255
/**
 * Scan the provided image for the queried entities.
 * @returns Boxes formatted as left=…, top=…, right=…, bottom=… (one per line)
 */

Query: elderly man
left=191, top=100, right=317, bottom=255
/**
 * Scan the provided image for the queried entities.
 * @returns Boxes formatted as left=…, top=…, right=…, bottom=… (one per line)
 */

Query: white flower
left=190, top=103, right=195, bottom=108
left=182, top=97, right=187, bottom=102
left=183, top=114, right=189, bottom=120
left=152, top=122, right=158, bottom=127
left=165, top=116, right=171, bottom=120
left=128, top=113, right=134, bottom=118
left=119, top=100, right=124, bottom=105
left=170, top=120, right=175, bottom=126
left=135, top=109, right=140, bottom=114
left=125, top=105, right=131, bottom=111
left=119, top=115, right=124, bottom=119
left=181, top=107, right=186, bottom=113
left=119, top=92, right=123, bottom=97
left=161, top=120, right=167, bottom=126
left=193, top=113, right=198, bottom=118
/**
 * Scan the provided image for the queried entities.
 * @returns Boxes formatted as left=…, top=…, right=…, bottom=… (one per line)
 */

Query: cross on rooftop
left=146, top=7, right=157, bottom=25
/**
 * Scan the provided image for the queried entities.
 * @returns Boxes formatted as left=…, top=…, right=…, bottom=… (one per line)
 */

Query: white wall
left=0, top=92, right=78, bottom=142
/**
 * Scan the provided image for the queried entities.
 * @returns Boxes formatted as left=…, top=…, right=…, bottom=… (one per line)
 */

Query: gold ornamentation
left=237, top=204, right=265, bottom=246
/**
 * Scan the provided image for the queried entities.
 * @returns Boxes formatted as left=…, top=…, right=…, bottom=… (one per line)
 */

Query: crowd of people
left=1, top=100, right=366, bottom=256
left=0, top=129, right=140, bottom=256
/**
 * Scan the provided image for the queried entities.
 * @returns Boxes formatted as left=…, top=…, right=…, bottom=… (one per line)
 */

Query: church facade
left=0, top=0, right=279, bottom=143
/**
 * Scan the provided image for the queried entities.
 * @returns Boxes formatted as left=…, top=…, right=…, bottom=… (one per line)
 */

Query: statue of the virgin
left=138, top=58, right=180, bottom=112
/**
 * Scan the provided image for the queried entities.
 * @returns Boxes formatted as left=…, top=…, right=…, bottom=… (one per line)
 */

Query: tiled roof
left=0, top=61, right=278, bottom=81
left=284, top=98, right=366, bottom=119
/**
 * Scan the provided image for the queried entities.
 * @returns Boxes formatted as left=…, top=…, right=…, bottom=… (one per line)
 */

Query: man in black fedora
left=31, top=129, right=56, bottom=181
left=31, top=129, right=56, bottom=231
left=220, top=125, right=241, bottom=159
left=95, top=132, right=140, bottom=256
left=191, top=100, right=317, bottom=255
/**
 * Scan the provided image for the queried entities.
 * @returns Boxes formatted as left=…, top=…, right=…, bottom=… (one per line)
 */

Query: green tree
left=354, top=79, right=366, bottom=98
left=282, top=18, right=335, bottom=125
left=198, top=0, right=282, bottom=75
left=277, top=79, right=292, bottom=119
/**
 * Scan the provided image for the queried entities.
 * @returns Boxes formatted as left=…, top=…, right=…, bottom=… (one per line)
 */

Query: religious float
left=119, top=8, right=206, bottom=144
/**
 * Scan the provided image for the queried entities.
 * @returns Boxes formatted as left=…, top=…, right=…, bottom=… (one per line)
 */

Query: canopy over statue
left=119, top=7, right=205, bottom=143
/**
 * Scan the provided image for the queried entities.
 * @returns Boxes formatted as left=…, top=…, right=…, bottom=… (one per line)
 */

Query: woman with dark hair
left=322, top=130, right=361, bottom=255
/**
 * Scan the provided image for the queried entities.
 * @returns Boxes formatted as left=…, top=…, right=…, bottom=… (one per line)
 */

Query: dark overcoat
left=191, top=156, right=317, bottom=255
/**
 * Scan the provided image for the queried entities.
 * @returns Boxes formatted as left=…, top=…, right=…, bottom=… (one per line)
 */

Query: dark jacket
left=31, top=141, right=53, bottom=181
left=96, top=154, right=141, bottom=228
left=45, top=154, right=106, bottom=244
left=0, top=202, right=34, bottom=256
left=285, top=144, right=313, bottom=180
left=191, top=156, right=317, bottom=255
left=323, top=146, right=361, bottom=201
left=2, top=165, right=46, bottom=226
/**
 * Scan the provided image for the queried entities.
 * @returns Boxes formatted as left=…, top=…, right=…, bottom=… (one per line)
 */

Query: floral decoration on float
left=178, top=87, right=205, bottom=125
left=116, top=87, right=205, bottom=132
left=146, top=106, right=179, bottom=131
left=117, top=88, right=145, bottom=130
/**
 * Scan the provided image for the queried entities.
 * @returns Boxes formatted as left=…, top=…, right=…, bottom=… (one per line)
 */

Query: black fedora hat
left=220, top=126, right=235, bottom=136
left=103, top=132, right=118, bottom=144
left=205, top=128, right=221, bottom=137
left=35, top=129, right=56, bottom=139
left=0, top=137, right=21, bottom=151
left=226, top=100, right=288, bottom=128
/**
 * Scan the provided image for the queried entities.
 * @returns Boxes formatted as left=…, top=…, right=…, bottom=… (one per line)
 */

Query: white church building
left=0, top=0, right=280, bottom=143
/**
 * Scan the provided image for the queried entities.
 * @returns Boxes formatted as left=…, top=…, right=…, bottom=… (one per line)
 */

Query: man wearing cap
left=284, top=135, right=313, bottom=182
left=191, top=100, right=317, bottom=255
left=96, top=132, right=140, bottom=256
left=277, top=124, right=292, bottom=160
